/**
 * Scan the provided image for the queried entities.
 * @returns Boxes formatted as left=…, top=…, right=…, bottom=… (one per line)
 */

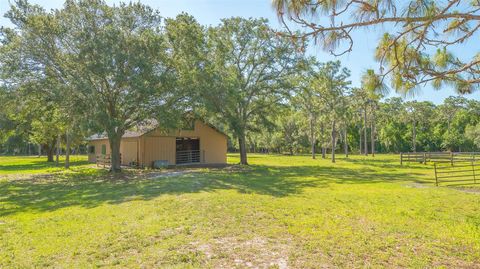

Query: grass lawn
left=1, top=154, right=480, bottom=268
left=0, top=155, right=91, bottom=175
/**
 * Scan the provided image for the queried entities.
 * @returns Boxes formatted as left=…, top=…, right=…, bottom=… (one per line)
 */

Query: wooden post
left=434, top=163, right=438, bottom=186
left=472, top=162, right=477, bottom=184
left=423, top=152, right=426, bottom=165
left=450, top=152, right=454, bottom=166
left=400, top=152, right=403, bottom=165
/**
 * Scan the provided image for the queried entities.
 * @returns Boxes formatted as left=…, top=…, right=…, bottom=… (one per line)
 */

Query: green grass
left=0, top=155, right=91, bottom=175
left=1, top=154, right=480, bottom=268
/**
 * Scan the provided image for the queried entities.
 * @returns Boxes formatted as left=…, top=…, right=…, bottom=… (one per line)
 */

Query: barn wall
left=120, top=138, right=139, bottom=165
left=88, top=120, right=227, bottom=167
left=88, top=138, right=139, bottom=166
left=144, top=120, right=227, bottom=165
left=192, top=121, right=227, bottom=164
left=142, top=136, right=176, bottom=167
left=87, top=139, right=110, bottom=163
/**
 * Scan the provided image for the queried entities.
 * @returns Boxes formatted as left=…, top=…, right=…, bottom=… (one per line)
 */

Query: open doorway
left=176, top=138, right=200, bottom=164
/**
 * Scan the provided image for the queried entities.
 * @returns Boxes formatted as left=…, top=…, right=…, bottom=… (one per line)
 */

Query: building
left=87, top=120, right=227, bottom=167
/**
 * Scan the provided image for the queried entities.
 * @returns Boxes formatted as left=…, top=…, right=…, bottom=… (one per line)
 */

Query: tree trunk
left=344, top=127, right=348, bottom=157
left=65, top=131, right=71, bottom=169
left=331, top=119, right=336, bottom=163
left=320, top=122, right=326, bottom=159
left=412, top=120, right=417, bottom=152
left=238, top=135, right=248, bottom=165
left=310, top=116, right=316, bottom=159
left=108, top=132, right=123, bottom=172
left=55, top=134, right=60, bottom=166
left=311, top=141, right=316, bottom=159
left=371, top=112, right=375, bottom=157
left=359, top=127, right=362, bottom=155
left=363, top=108, right=368, bottom=156
left=46, top=143, right=54, bottom=162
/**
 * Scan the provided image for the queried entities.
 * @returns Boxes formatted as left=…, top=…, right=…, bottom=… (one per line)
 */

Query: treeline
left=0, top=0, right=479, bottom=170
left=243, top=96, right=480, bottom=157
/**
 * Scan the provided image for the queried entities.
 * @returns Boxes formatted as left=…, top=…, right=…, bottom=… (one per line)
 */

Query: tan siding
left=143, top=136, right=176, bottom=167
left=88, top=120, right=227, bottom=166
left=142, top=121, right=227, bottom=165
left=140, top=136, right=146, bottom=166
left=120, top=138, right=139, bottom=165
left=87, top=139, right=110, bottom=163
left=194, top=121, right=227, bottom=164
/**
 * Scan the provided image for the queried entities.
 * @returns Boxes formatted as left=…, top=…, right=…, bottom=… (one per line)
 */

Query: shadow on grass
left=0, top=162, right=429, bottom=217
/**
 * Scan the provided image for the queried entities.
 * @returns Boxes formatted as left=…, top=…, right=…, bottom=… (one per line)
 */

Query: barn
left=87, top=120, right=227, bottom=167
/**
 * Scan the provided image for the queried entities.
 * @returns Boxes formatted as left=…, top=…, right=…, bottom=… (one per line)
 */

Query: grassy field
left=1, top=154, right=480, bottom=268
left=0, top=155, right=91, bottom=175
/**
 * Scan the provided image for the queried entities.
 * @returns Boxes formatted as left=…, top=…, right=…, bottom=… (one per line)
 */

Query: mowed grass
left=0, top=155, right=91, bottom=175
left=1, top=154, right=480, bottom=268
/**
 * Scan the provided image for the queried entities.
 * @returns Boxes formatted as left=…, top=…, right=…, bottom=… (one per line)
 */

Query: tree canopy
left=200, top=17, right=303, bottom=165
left=2, top=0, right=185, bottom=171
left=273, top=0, right=480, bottom=95
left=0, top=0, right=479, bottom=169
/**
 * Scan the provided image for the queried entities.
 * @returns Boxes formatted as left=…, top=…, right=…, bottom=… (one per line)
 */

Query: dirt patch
left=406, top=182, right=480, bottom=194
left=222, top=164, right=254, bottom=173
left=450, top=187, right=480, bottom=194
left=405, top=182, right=431, bottom=189
left=145, top=170, right=198, bottom=179
left=192, top=236, right=291, bottom=268
left=0, top=173, right=56, bottom=182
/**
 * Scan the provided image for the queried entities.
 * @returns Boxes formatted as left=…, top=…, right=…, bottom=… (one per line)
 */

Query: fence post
left=473, top=161, right=477, bottom=184
left=450, top=152, right=454, bottom=166
left=400, top=152, right=403, bottom=165
left=434, top=163, right=438, bottom=186
left=423, top=152, right=427, bottom=164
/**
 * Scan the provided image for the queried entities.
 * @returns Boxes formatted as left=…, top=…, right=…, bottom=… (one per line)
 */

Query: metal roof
left=86, top=130, right=148, bottom=141
left=86, top=120, right=227, bottom=141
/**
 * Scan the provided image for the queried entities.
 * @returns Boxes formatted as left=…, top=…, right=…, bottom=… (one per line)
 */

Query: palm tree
left=361, top=69, right=389, bottom=157
left=351, top=88, right=370, bottom=156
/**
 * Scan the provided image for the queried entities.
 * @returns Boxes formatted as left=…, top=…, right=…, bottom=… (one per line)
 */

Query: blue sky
left=1, top=0, right=478, bottom=104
